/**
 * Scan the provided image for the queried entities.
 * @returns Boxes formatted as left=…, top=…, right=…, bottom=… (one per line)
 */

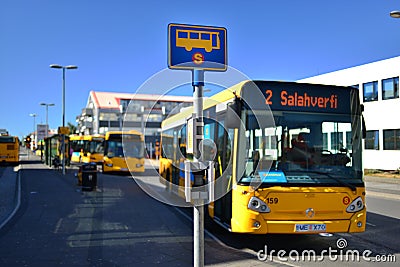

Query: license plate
left=120, top=168, right=128, bottom=171
left=295, top=223, right=326, bottom=232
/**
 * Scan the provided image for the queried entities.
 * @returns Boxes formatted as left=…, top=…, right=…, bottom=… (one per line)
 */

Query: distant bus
left=80, top=135, right=104, bottom=164
left=103, top=131, right=145, bottom=173
left=160, top=80, right=366, bottom=234
left=0, top=135, right=19, bottom=165
left=69, top=135, right=86, bottom=163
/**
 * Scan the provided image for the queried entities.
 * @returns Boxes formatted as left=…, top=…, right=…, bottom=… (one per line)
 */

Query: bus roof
left=104, top=130, right=143, bottom=137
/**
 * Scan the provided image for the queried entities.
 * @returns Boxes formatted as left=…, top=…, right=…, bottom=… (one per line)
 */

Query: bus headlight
left=136, top=164, right=143, bottom=168
left=106, top=163, right=113, bottom=167
left=248, top=197, right=270, bottom=213
left=346, top=196, right=364, bottom=213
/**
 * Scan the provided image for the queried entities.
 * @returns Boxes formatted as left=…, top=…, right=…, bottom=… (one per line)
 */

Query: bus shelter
left=44, top=134, right=70, bottom=167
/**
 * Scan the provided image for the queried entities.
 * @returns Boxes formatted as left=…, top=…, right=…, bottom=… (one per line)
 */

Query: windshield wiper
left=303, top=170, right=356, bottom=192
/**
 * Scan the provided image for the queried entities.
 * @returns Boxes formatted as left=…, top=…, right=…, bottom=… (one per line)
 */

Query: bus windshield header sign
left=168, top=23, right=227, bottom=71
left=242, top=81, right=356, bottom=114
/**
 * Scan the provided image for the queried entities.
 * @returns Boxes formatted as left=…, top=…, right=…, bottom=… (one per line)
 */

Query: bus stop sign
left=168, top=23, right=227, bottom=71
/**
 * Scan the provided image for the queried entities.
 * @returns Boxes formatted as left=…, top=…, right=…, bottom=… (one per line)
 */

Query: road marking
left=366, top=222, right=376, bottom=227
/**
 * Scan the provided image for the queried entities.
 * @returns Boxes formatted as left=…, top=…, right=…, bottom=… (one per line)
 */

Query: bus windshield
left=88, top=139, right=104, bottom=154
left=105, top=134, right=144, bottom=159
left=238, top=110, right=363, bottom=187
left=0, top=136, right=16, bottom=143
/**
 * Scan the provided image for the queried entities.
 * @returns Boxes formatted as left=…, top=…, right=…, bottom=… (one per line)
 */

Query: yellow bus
left=0, top=135, right=19, bottom=165
left=80, top=134, right=104, bottom=164
left=69, top=135, right=86, bottom=163
left=69, top=135, right=104, bottom=164
left=103, top=131, right=145, bottom=173
left=160, top=80, right=366, bottom=234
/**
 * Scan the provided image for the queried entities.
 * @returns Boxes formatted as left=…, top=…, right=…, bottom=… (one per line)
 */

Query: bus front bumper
left=231, top=209, right=366, bottom=234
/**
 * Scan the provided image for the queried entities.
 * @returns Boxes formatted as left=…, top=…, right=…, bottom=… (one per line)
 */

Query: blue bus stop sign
left=168, top=23, right=227, bottom=71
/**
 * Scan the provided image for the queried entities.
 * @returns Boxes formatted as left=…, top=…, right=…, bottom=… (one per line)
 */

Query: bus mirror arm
left=360, top=104, right=366, bottom=139
left=225, top=95, right=242, bottom=129
left=361, top=115, right=366, bottom=139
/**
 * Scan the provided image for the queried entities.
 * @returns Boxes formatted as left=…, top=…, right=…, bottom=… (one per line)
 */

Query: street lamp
left=50, top=64, right=78, bottom=175
left=390, top=10, right=400, bottom=18
left=49, top=64, right=78, bottom=127
left=40, top=102, right=55, bottom=138
left=29, top=113, right=38, bottom=150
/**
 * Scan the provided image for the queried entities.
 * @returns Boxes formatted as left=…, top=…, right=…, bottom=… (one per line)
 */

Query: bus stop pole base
left=194, top=201, right=204, bottom=267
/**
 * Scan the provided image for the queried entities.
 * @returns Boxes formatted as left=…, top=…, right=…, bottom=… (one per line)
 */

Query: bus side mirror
left=225, top=98, right=242, bottom=129
left=362, top=115, right=366, bottom=139
left=361, top=104, right=366, bottom=139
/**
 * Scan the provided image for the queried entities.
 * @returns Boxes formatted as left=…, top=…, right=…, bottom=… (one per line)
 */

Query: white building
left=76, top=91, right=193, bottom=155
left=298, top=56, right=400, bottom=170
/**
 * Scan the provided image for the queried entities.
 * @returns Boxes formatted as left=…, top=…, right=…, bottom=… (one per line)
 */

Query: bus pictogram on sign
left=168, top=23, right=227, bottom=71
left=176, top=29, right=220, bottom=52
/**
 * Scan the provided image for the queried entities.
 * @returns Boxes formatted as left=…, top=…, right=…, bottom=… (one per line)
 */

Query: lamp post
left=390, top=10, right=400, bottom=18
left=50, top=64, right=78, bottom=175
left=40, top=102, right=55, bottom=138
left=29, top=113, right=38, bottom=151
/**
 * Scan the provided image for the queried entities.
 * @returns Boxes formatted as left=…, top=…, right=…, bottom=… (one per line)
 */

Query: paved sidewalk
left=365, top=175, right=400, bottom=184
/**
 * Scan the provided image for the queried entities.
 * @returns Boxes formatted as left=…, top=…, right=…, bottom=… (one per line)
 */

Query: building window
left=365, top=130, right=379, bottom=150
left=383, top=129, right=400, bottom=150
left=363, top=81, right=378, bottom=102
left=382, top=77, right=399, bottom=100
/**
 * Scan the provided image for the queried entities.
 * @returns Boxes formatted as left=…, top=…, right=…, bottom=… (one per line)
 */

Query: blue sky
left=1, top=0, right=400, bottom=137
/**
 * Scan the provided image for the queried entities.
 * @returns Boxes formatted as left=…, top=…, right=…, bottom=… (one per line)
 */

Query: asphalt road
left=0, top=158, right=267, bottom=267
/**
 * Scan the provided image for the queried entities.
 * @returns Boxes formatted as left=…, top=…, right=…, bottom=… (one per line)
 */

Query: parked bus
left=69, top=135, right=86, bottom=163
left=103, top=131, right=145, bottom=173
left=80, top=135, right=104, bottom=164
left=0, top=135, right=19, bottom=165
left=159, top=80, right=366, bottom=234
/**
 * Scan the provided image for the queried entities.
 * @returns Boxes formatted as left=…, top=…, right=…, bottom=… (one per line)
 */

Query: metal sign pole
left=61, top=68, right=66, bottom=175
left=192, top=69, right=204, bottom=267
left=168, top=23, right=227, bottom=267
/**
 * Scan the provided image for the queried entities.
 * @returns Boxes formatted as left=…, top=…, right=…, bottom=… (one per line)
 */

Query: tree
left=67, top=122, right=77, bottom=135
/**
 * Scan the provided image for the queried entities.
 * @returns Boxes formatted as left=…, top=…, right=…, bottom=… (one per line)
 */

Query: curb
left=0, top=167, right=21, bottom=230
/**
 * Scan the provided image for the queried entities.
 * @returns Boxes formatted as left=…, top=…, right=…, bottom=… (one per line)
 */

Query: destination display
left=245, top=81, right=355, bottom=114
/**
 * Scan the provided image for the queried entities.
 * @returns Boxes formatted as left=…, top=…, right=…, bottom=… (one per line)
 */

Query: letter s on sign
left=281, top=90, right=287, bottom=105
left=192, top=53, right=204, bottom=65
